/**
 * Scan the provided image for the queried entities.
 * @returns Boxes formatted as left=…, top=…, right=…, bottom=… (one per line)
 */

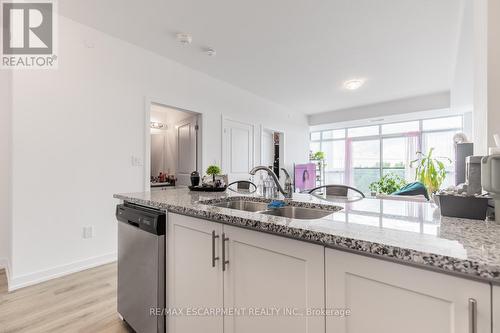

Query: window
left=422, top=116, right=462, bottom=131
left=352, top=140, right=380, bottom=193
left=382, top=137, right=407, bottom=180
left=309, top=115, right=463, bottom=193
left=322, top=129, right=345, bottom=140
left=382, top=121, right=419, bottom=135
left=348, top=125, right=379, bottom=138
left=422, top=131, right=458, bottom=188
left=310, top=132, right=321, bottom=141
left=309, top=141, right=320, bottom=156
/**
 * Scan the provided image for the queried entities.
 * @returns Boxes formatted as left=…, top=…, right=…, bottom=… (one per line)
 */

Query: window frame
left=309, top=115, right=463, bottom=190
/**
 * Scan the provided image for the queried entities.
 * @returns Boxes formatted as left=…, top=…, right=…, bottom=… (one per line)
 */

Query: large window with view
left=309, top=115, right=463, bottom=194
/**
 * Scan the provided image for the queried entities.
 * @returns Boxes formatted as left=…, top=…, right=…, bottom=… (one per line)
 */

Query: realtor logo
left=1, top=0, right=57, bottom=68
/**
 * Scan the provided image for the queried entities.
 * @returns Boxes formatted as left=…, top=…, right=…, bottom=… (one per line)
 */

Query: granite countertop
left=114, top=187, right=500, bottom=284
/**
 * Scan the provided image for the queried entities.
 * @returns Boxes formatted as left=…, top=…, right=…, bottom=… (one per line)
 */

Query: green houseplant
left=206, top=165, right=222, bottom=183
left=410, top=148, right=451, bottom=194
left=369, top=173, right=407, bottom=195
left=311, top=151, right=325, bottom=160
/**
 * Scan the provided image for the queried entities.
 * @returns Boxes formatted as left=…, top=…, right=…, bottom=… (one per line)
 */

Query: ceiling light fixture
left=176, top=33, right=192, bottom=45
left=151, top=122, right=168, bottom=130
left=343, top=79, right=365, bottom=90
left=206, top=48, right=216, bottom=56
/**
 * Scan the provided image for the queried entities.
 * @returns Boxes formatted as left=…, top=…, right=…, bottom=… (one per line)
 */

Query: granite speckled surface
left=114, top=187, right=500, bottom=284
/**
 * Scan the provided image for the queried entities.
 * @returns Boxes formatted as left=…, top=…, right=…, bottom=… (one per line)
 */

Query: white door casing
left=167, top=213, right=224, bottom=333
left=325, top=249, right=491, bottom=333
left=222, top=118, right=254, bottom=182
left=223, top=224, right=325, bottom=333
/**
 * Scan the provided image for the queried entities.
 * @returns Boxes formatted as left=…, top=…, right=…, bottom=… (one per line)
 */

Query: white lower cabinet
left=494, top=286, right=500, bottom=333
left=222, top=224, right=325, bottom=333
left=325, top=249, right=491, bottom=333
left=167, top=213, right=325, bottom=333
left=167, top=213, right=493, bottom=333
left=167, top=213, right=224, bottom=333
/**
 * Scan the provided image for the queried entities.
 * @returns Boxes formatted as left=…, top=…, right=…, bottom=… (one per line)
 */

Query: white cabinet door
left=167, top=213, right=224, bottom=333
left=326, top=249, right=491, bottom=333
left=494, top=286, right=500, bottom=333
left=223, top=225, right=325, bottom=333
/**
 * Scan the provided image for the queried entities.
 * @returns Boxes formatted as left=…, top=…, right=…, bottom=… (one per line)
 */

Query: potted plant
left=310, top=151, right=325, bottom=161
left=206, top=165, right=222, bottom=183
left=369, top=173, right=407, bottom=196
left=410, top=148, right=451, bottom=194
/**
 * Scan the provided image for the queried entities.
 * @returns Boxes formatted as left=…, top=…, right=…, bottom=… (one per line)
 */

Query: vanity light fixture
left=343, top=79, right=365, bottom=90
left=151, top=122, right=168, bottom=130
left=176, top=33, right=192, bottom=45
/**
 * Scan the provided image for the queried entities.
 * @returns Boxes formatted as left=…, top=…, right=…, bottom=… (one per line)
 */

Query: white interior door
left=177, top=116, right=198, bottom=185
left=222, top=119, right=254, bottom=182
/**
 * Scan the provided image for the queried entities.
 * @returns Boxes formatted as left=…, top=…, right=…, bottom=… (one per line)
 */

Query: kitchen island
left=114, top=188, right=500, bottom=333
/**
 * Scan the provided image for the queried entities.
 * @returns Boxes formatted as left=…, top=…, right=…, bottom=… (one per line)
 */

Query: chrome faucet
left=249, top=166, right=293, bottom=198
left=281, top=168, right=294, bottom=198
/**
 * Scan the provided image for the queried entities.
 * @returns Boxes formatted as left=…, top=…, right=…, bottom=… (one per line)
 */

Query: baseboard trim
left=8, top=253, right=117, bottom=292
left=0, top=257, right=11, bottom=288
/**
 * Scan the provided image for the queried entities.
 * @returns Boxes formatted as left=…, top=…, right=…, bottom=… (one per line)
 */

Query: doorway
left=261, top=127, right=284, bottom=178
left=148, top=103, right=202, bottom=188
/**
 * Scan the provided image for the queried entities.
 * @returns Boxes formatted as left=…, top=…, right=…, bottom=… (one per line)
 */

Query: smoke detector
left=176, top=33, right=192, bottom=45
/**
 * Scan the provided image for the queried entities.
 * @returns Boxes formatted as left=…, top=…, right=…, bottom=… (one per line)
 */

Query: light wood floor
left=0, top=263, right=133, bottom=333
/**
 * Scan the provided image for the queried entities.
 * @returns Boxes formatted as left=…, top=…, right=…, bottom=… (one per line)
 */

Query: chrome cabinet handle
left=468, top=298, right=477, bottom=333
left=222, top=233, right=229, bottom=271
left=211, top=231, right=219, bottom=267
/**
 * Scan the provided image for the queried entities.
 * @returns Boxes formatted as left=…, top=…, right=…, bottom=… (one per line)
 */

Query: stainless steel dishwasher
left=116, top=203, right=166, bottom=333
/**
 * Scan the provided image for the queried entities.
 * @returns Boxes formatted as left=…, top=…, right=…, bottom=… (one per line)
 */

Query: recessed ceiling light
left=343, top=79, right=365, bottom=90
left=206, top=48, right=216, bottom=56
left=176, top=33, right=192, bottom=45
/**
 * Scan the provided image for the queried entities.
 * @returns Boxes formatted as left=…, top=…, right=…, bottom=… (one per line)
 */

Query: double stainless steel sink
left=211, top=199, right=334, bottom=220
left=213, top=200, right=270, bottom=212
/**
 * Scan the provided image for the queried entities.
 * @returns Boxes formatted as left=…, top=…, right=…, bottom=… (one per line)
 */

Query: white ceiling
left=60, top=0, right=463, bottom=114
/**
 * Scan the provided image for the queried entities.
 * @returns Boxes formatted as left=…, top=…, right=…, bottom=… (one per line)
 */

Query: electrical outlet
left=83, top=226, right=93, bottom=239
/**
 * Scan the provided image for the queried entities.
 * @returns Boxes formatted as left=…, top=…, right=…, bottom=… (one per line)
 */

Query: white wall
left=473, top=0, right=488, bottom=155
left=473, top=0, right=500, bottom=155
left=308, top=91, right=450, bottom=126
left=0, top=69, right=12, bottom=275
left=450, top=0, right=474, bottom=114
left=487, top=0, right=500, bottom=149
left=8, top=16, right=308, bottom=288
